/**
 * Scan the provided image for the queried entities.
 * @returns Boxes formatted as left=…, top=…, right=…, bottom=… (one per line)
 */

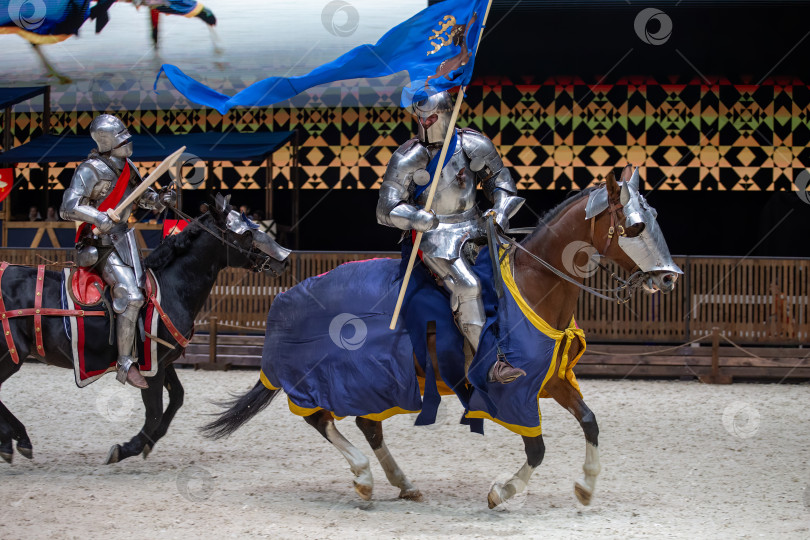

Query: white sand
left=0, top=363, right=808, bottom=539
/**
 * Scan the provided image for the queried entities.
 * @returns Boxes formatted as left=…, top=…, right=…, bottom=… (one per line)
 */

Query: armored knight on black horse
left=60, top=114, right=176, bottom=389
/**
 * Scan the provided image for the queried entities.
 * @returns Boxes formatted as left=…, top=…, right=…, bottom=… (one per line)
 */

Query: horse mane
left=143, top=218, right=207, bottom=272
left=526, top=185, right=601, bottom=241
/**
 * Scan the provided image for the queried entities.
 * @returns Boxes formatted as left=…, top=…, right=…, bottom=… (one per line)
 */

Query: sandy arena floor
left=0, top=363, right=808, bottom=539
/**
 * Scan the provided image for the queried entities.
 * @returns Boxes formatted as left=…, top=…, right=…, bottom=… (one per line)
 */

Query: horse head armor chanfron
left=585, top=167, right=682, bottom=293
left=214, top=194, right=291, bottom=276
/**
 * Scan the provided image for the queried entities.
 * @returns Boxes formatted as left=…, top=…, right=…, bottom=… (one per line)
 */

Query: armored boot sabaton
left=114, top=304, right=148, bottom=389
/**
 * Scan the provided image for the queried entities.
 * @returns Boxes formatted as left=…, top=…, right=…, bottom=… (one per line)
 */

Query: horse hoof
left=105, top=445, right=121, bottom=465
left=0, top=440, right=12, bottom=464
left=399, top=488, right=423, bottom=502
left=487, top=490, right=503, bottom=510
left=16, top=443, right=33, bottom=460
left=487, top=486, right=504, bottom=509
left=142, top=444, right=152, bottom=460
left=574, top=479, right=593, bottom=506
left=353, top=481, right=373, bottom=501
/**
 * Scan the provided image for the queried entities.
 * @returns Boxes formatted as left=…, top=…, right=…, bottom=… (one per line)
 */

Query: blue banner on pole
left=155, top=0, right=488, bottom=114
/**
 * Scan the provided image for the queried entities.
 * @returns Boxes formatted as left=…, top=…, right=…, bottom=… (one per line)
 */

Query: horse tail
left=201, top=380, right=279, bottom=439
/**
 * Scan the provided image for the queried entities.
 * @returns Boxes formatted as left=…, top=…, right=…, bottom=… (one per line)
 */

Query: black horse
left=0, top=196, right=289, bottom=464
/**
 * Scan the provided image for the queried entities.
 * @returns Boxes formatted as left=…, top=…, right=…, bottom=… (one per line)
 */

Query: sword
left=92, top=146, right=186, bottom=234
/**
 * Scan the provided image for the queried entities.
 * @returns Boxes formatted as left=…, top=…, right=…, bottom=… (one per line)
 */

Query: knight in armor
left=376, top=91, right=527, bottom=384
left=60, top=114, right=176, bottom=389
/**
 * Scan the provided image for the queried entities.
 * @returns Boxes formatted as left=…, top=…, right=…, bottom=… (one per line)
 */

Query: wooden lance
left=389, top=0, right=494, bottom=330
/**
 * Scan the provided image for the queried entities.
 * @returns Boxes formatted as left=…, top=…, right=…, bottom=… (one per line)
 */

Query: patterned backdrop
left=4, top=77, right=808, bottom=194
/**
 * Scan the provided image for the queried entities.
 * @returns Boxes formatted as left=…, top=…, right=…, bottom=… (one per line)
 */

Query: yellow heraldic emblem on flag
left=428, top=15, right=457, bottom=55
left=427, top=12, right=478, bottom=56
left=425, top=11, right=479, bottom=88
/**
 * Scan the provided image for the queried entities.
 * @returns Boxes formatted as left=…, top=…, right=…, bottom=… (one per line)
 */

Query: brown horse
left=202, top=165, right=681, bottom=509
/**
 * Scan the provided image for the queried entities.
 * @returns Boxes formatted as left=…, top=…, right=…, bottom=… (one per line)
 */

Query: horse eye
left=624, top=222, right=646, bottom=238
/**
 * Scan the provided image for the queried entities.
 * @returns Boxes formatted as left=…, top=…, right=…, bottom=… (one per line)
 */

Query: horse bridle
left=170, top=206, right=278, bottom=274
left=596, top=197, right=627, bottom=253
left=503, top=197, right=648, bottom=304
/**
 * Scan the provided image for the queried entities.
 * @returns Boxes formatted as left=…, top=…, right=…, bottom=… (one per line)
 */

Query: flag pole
left=389, top=0, right=494, bottom=330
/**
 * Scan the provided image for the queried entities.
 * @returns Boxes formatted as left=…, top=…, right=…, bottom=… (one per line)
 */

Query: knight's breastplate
left=86, top=158, right=139, bottom=223
left=414, top=146, right=477, bottom=216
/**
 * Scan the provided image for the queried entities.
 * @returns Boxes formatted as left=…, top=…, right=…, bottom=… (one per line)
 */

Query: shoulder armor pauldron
left=84, top=157, right=117, bottom=181
left=384, top=139, right=431, bottom=185
left=459, top=130, right=504, bottom=180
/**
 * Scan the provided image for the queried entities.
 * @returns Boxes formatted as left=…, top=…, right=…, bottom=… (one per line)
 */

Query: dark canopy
left=0, top=87, right=47, bottom=109
left=0, top=131, right=296, bottom=165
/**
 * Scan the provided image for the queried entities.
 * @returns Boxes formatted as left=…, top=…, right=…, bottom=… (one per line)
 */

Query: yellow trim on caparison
left=184, top=3, right=205, bottom=17
left=500, top=248, right=587, bottom=391
left=285, top=397, right=417, bottom=423
left=501, top=249, right=565, bottom=340
left=462, top=250, right=591, bottom=434
left=259, top=370, right=279, bottom=390
left=464, top=409, right=543, bottom=437
left=0, top=27, right=70, bottom=45
left=360, top=407, right=420, bottom=422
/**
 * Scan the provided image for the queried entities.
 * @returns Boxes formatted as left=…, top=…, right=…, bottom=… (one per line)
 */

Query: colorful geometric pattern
left=4, top=77, right=809, bottom=192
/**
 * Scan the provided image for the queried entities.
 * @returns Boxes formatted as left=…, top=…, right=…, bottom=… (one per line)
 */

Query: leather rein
left=170, top=206, right=278, bottom=274
left=500, top=199, right=647, bottom=304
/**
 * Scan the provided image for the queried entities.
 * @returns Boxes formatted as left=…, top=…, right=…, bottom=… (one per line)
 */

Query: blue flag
left=154, top=0, right=489, bottom=114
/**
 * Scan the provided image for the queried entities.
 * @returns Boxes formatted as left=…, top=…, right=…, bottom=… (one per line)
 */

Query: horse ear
left=620, top=179, right=631, bottom=205
left=214, top=193, right=230, bottom=214
left=629, top=167, right=641, bottom=192
left=605, top=169, right=621, bottom=202
left=620, top=164, right=633, bottom=183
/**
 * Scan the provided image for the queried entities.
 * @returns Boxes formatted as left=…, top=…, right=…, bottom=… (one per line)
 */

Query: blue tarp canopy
left=0, top=87, right=47, bottom=109
left=0, top=131, right=296, bottom=164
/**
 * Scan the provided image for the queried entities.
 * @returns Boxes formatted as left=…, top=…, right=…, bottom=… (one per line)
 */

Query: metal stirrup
left=115, top=357, right=134, bottom=384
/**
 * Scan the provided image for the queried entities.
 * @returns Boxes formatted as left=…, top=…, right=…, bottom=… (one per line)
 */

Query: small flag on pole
left=162, top=219, right=188, bottom=238
left=155, top=0, right=489, bottom=114
left=0, top=168, right=13, bottom=203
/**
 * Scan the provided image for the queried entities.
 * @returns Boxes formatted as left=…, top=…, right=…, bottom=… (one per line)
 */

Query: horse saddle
left=67, top=267, right=106, bottom=307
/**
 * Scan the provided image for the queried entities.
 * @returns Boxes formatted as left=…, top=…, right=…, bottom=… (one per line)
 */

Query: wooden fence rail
left=0, top=248, right=806, bottom=345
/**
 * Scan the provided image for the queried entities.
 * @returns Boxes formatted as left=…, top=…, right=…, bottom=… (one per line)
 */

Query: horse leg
left=0, top=414, right=12, bottom=463
left=142, top=365, right=184, bottom=459
left=544, top=375, right=601, bottom=506
left=195, top=8, right=223, bottom=55
left=304, top=410, right=373, bottom=500
left=207, top=25, right=224, bottom=56
left=0, top=401, right=32, bottom=460
left=30, top=44, right=71, bottom=84
left=487, top=435, right=545, bottom=509
left=106, top=368, right=166, bottom=464
left=0, top=352, right=30, bottom=463
left=355, top=417, right=422, bottom=501
left=150, top=9, right=160, bottom=48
